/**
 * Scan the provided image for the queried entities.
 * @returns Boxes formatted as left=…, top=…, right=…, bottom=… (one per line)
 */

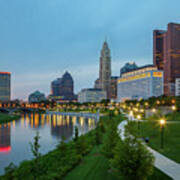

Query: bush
left=111, top=134, right=154, bottom=180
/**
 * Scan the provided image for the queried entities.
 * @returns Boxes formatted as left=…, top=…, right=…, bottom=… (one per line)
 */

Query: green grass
left=128, top=116, right=180, bottom=163
left=64, top=114, right=171, bottom=180
left=63, top=146, right=119, bottom=180
left=64, top=144, right=171, bottom=180
left=0, top=113, right=20, bottom=124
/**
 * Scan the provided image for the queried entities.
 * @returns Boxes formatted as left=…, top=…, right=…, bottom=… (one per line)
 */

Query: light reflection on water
left=0, top=113, right=96, bottom=174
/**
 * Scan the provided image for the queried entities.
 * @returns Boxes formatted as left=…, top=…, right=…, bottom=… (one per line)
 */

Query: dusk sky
left=0, top=0, right=180, bottom=100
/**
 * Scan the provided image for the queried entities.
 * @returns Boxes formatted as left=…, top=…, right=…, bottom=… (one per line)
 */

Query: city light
left=137, top=114, right=141, bottom=120
left=171, top=105, right=176, bottom=111
left=160, top=119, right=166, bottom=126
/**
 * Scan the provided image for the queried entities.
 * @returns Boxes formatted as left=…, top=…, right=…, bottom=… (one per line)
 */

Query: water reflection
left=0, top=113, right=96, bottom=174
left=0, top=123, right=11, bottom=153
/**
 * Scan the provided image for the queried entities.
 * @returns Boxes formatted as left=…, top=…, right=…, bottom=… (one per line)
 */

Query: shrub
left=111, top=134, right=154, bottom=180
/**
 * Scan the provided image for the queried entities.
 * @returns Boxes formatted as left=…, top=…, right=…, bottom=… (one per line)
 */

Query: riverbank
left=64, top=114, right=171, bottom=180
left=1, top=113, right=171, bottom=180
left=0, top=113, right=20, bottom=124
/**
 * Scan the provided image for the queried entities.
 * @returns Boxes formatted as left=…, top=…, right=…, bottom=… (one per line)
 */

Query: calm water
left=0, top=113, right=96, bottom=174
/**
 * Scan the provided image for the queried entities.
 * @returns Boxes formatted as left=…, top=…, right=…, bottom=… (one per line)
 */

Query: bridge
left=47, top=111, right=100, bottom=122
left=0, top=107, right=43, bottom=114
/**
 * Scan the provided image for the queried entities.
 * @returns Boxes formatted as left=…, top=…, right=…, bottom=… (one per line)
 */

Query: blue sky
left=0, top=0, right=180, bottom=100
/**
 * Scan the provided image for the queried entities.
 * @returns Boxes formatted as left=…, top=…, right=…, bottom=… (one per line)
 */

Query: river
left=0, top=113, right=97, bottom=174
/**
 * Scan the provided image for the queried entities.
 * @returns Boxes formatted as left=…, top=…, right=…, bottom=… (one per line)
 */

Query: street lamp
left=129, top=110, right=133, bottom=120
left=137, top=114, right=141, bottom=132
left=160, top=119, right=166, bottom=148
left=171, top=105, right=176, bottom=111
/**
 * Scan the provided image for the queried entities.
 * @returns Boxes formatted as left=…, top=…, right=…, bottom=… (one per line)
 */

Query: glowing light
left=160, top=119, right=166, bottom=126
left=172, top=105, right=176, bottom=111
left=137, top=115, right=141, bottom=120
left=0, top=146, right=11, bottom=152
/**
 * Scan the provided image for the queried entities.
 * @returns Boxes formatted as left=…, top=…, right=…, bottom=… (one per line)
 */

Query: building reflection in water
left=0, top=123, right=11, bottom=153
left=50, top=115, right=73, bottom=141
left=2, top=113, right=96, bottom=148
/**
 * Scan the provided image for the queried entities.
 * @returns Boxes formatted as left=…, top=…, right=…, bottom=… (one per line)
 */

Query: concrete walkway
left=118, top=113, right=180, bottom=180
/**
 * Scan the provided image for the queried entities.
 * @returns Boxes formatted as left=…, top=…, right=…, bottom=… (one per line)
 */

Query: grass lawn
left=128, top=118, right=180, bottom=163
left=0, top=113, right=20, bottom=124
left=64, top=114, right=171, bottom=180
left=63, top=146, right=119, bottom=180
left=63, top=144, right=171, bottom=180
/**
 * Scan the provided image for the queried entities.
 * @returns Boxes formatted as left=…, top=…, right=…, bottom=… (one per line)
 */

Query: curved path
left=118, top=112, right=180, bottom=180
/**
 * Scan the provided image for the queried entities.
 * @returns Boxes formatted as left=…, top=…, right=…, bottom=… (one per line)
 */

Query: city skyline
left=0, top=0, right=180, bottom=100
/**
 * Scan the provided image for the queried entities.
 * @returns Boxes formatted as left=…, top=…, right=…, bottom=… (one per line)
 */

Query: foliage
left=0, top=113, right=20, bottom=124
left=74, top=126, right=79, bottom=142
left=3, top=162, right=17, bottom=179
left=111, top=134, right=154, bottom=180
left=102, top=115, right=119, bottom=159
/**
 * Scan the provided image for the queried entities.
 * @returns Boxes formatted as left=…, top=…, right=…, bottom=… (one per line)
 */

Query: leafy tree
left=95, top=125, right=102, bottom=145
left=75, top=135, right=89, bottom=156
left=111, top=134, right=154, bottom=180
left=74, top=126, right=79, bottom=142
left=102, top=120, right=119, bottom=159
left=30, top=131, right=41, bottom=179
left=3, top=162, right=17, bottom=179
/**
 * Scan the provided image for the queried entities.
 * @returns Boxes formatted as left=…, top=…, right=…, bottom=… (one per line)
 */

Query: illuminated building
left=153, top=23, right=180, bottom=95
left=50, top=71, right=77, bottom=102
left=78, top=88, right=107, bottom=103
left=117, top=65, right=164, bottom=101
left=0, top=123, right=11, bottom=152
left=28, top=90, right=46, bottom=103
left=94, top=41, right=111, bottom=99
left=0, top=72, right=11, bottom=102
left=94, top=41, right=118, bottom=100
left=175, top=78, right=180, bottom=96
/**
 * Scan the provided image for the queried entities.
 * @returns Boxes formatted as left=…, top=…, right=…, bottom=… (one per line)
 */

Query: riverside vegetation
left=1, top=112, right=171, bottom=180
left=0, top=113, right=20, bottom=124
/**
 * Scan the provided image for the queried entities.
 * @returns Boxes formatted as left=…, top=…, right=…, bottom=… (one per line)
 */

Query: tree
left=3, top=162, right=17, bottom=179
left=74, top=126, right=79, bottom=142
left=111, top=134, right=154, bottom=180
left=57, top=136, right=67, bottom=157
left=102, top=120, right=119, bottom=159
left=30, top=131, right=41, bottom=179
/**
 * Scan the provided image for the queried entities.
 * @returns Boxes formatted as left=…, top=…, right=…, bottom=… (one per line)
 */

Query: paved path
left=118, top=112, right=180, bottom=180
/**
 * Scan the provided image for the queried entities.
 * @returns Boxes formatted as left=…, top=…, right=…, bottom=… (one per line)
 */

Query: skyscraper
left=153, top=23, right=180, bottom=96
left=95, top=41, right=111, bottom=99
left=50, top=71, right=76, bottom=102
left=0, top=72, right=11, bottom=102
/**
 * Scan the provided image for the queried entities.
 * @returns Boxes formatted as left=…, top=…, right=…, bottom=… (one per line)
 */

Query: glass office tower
left=117, top=65, right=163, bottom=102
left=0, top=72, right=11, bottom=102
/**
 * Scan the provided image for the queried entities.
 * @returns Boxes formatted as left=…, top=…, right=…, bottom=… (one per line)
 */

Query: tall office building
left=0, top=72, right=11, bottom=102
left=153, top=23, right=180, bottom=95
left=94, top=41, right=111, bottom=99
left=117, top=65, right=164, bottom=101
left=50, top=71, right=76, bottom=102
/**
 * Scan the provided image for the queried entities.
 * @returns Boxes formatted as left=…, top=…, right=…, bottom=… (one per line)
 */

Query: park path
left=118, top=112, right=180, bottom=180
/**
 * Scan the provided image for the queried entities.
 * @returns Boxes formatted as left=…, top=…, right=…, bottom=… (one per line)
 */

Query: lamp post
left=137, top=114, right=141, bottom=132
left=109, top=106, right=114, bottom=121
left=160, top=119, right=166, bottom=148
left=171, top=105, right=176, bottom=111
left=129, top=111, right=133, bottom=121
